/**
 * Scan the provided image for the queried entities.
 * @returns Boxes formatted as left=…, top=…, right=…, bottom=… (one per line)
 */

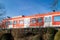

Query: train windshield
left=54, top=16, right=60, bottom=21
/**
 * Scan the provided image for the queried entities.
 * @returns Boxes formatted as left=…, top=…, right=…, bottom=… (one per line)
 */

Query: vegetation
left=54, top=30, right=60, bottom=40
left=42, top=27, right=58, bottom=40
left=0, top=27, right=58, bottom=40
left=31, top=34, right=42, bottom=40
left=0, top=33, right=14, bottom=40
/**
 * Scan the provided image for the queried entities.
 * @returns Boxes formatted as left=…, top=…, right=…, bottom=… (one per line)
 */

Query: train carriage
left=1, top=12, right=60, bottom=29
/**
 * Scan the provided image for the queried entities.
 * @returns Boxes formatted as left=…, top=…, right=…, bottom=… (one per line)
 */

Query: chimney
left=53, top=10, right=55, bottom=12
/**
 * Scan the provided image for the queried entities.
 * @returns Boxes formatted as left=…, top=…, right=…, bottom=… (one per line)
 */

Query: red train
left=1, top=12, right=60, bottom=29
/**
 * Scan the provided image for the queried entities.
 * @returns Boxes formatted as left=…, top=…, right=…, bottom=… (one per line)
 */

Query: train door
left=44, top=15, right=52, bottom=27
left=8, top=20, right=13, bottom=28
left=24, top=18, right=30, bottom=28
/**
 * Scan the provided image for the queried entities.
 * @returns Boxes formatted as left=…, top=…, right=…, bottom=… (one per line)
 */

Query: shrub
left=54, top=30, right=60, bottom=40
left=42, top=27, right=57, bottom=40
left=31, top=34, right=42, bottom=40
left=0, top=33, right=14, bottom=40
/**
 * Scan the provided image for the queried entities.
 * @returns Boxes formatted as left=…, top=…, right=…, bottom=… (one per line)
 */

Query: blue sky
left=0, top=0, right=60, bottom=17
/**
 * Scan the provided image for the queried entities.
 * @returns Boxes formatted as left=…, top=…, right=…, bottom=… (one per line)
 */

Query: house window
left=38, top=18, right=42, bottom=22
left=19, top=20, right=23, bottom=24
left=9, top=21, right=13, bottom=25
left=13, top=21, right=17, bottom=24
left=31, top=18, right=36, bottom=23
left=54, top=16, right=60, bottom=21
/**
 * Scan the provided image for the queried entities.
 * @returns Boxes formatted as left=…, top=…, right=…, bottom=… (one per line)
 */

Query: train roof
left=34, top=12, right=60, bottom=16
left=3, top=12, right=60, bottom=21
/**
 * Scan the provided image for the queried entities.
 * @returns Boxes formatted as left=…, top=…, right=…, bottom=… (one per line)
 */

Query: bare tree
left=50, top=0, right=58, bottom=10
left=0, top=3, right=6, bottom=28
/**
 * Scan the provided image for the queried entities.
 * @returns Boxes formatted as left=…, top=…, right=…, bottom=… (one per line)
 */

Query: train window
left=54, top=16, right=60, bottom=21
left=38, top=18, right=42, bottom=22
left=31, top=18, right=36, bottom=23
left=13, top=21, right=17, bottom=24
left=45, top=17, right=51, bottom=22
left=9, top=21, right=13, bottom=25
left=19, top=20, right=23, bottom=24
left=6, top=21, right=9, bottom=26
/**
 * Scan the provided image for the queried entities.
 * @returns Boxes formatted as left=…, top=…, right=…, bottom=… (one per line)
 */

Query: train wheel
left=0, top=33, right=14, bottom=40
